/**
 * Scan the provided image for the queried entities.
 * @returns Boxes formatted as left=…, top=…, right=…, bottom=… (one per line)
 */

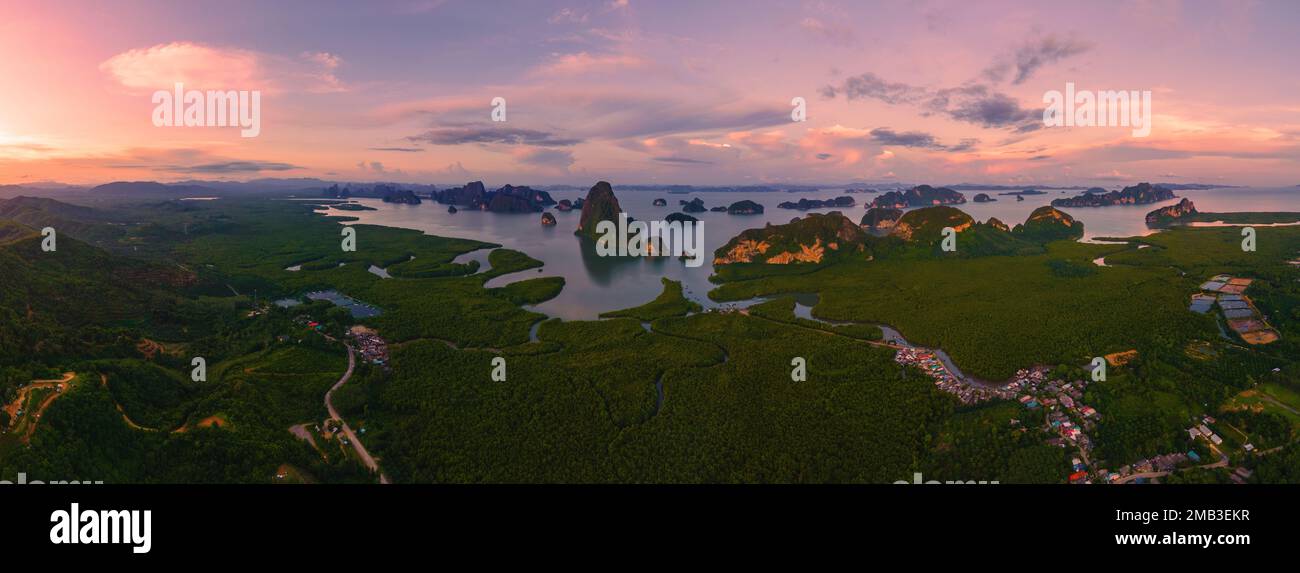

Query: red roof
left=1069, top=471, right=1088, bottom=481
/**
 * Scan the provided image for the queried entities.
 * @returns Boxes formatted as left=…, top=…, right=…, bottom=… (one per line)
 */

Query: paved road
left=1114, top=471, right=1168, bottom=484
left=1114, top=446, right=1230, bottom=484
left=324, top=344, right=390, bottom=484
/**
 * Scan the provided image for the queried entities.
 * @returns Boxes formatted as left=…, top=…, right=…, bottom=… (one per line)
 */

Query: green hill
left=0, top=220, right=37, bottom=244
left=0, top=196, right=125, bottom=249
left=891, top=206, right=974, bottom=243
left=0, top=228, right=192, bottom=363
left=1017, top=206, right=1085, bottom=242
left=714, top=211, right=868, bottom=265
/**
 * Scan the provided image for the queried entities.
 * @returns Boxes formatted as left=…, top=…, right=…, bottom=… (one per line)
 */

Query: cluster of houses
left=893, top=347, right=1016, bottom=404
left=1100, top=416, right=1244, bottom=484
left=1136, top=453, right=1191, bottom=474
left=1040, top=383, right=1099, bottom=456
left=349, top=326, right=389, bottom=366
left=886, top=319, right=1268, bottom=485
left=1188, top=418, right=1224, bottom=447
left=1004, top=368, right=1048, bottom=398
left=1189, top=414, right=1256, bottom=455
left=1003, top=370, right=1116, bottom=483
left=1194, top=274, right=1278, bottom=344
left=891, top=350, right=1114, bottom=482
left=310, top=419, right=352, bottom=447
left=1076, top=453, right=1192, bottom=485
left=1099, top=454, right=1191, bottom=484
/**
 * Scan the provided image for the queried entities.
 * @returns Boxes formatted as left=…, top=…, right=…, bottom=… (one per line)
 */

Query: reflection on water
left=328, top=187, right=1299, bottom=320
left=304, top=289, right=383, bottom=318
left=576, top=236, right=656, bottom=287
left=451, top=249, right=491, bottom=273
left=1184, top=221, right=1300, bottom=227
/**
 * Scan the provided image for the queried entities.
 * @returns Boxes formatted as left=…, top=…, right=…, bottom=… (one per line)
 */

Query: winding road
left=324, top=343, right=390, bottom=484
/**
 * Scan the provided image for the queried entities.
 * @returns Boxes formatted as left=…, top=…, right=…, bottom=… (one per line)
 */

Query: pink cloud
left=529, top=52, right=650, bottom=77
left=799, top=17, right=856, bottom=46
left=100, top=42, right=347, bottom=94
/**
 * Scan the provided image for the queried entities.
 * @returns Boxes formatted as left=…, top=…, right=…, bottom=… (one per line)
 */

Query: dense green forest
left=3, top=193, right=1299, bottom=483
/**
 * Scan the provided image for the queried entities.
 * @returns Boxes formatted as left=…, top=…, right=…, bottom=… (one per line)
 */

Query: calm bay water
left=328, top=186, right=1300, bottom=320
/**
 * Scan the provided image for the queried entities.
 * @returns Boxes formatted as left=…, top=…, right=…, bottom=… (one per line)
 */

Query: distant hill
left=0, top=196, right=125, bottom=250
left=726, top=199, right=765, bottom=215
left=90, top=181, right=223, bottom=199
left=945, top=184, right=1078, bottom=191
left=0, top=185, right=54, bottom=199
left=778, top=196, right=855, bottom=210
left=0, top=195, right=102, bottom=221
left=1052, top=182, right=1175, bottom=208
left=0, top=219, right=37, bottom=244
left=176, top=177, right=335, bottom=190
left=869, top=185, right=966, bottom=209
left=1152, top=183, right=1240, bottom=190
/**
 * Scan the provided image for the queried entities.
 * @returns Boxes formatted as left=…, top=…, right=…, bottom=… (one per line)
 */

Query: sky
left=0, top=0, right=1298, bottom=187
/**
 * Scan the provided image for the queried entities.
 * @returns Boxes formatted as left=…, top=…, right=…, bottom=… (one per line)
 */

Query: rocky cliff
left=680, top=197, right=707, bottom=213
left=1017, top=206, right=1084, bottom=241
left=381, top=188, right=423, bottom=205
left=727, top=199, right=765, bottom=215
left=777, top=196, right=855, bottom=210
left=432, top=181, right=554, bottom=212
left=434, top=181, right=488, bottom=206
left=713, top=211, right=867, bottom=265
left=891, top=206, right=974, bottom=242
left=869, top=185, right=966, bottom=209
left=1052, top=182, right=1174, bottom=208
left=576, top=181, right=623, bottom=239
left=1145, top=198, right=1198, bottom=225
left=859, top=207, right=903, bottom=234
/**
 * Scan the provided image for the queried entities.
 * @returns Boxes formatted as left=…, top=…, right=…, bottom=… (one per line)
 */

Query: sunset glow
left=1, top=0, right=1297, bottom=186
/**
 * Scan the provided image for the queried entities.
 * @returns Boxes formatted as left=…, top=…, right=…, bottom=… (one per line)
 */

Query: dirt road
left=3, top=372, right=77, bottom=442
